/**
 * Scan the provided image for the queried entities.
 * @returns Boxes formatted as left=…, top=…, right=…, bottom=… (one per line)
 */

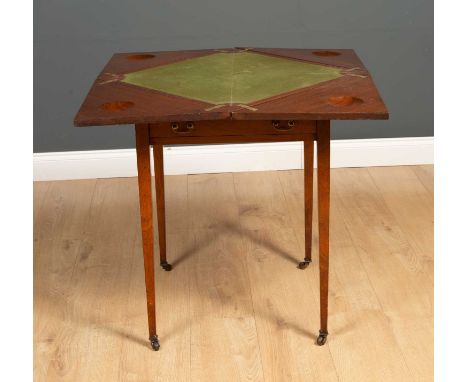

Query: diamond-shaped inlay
left=122, top=52, right=343, bottom=105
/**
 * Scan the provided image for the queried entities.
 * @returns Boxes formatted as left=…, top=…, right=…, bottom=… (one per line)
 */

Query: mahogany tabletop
left=74, top=47, right=388, bottom=127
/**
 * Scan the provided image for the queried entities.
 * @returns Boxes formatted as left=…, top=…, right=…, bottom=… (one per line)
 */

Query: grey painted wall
left=34, top=0, right=433, bottom=153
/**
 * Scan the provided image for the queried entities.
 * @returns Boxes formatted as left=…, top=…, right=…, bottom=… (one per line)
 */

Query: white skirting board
left=33, top=137, right=434, bottom=181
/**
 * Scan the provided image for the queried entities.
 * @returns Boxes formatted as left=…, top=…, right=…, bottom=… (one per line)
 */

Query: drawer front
left=149, top=120, right=316, bottom=138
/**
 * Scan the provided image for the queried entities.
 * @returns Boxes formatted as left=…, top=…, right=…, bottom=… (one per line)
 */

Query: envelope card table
left=74, top=47, right=388, bottom=351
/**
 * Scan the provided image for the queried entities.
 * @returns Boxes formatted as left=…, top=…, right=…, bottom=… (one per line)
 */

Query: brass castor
left=316, top=330, right=328, bottom=346
left=160, top=261, right=173, bottom=271
left=150, top=335, right=160, bottom=351
left=298, top=258, right=311, bottom=269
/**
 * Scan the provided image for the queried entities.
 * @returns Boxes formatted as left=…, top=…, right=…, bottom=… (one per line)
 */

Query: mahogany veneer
left=74, top=47, right=388, bottom=351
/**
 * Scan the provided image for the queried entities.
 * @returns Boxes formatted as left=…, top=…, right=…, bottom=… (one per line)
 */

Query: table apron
left=152, top=134, right=320, bottom=145
left=148, top=120, right=316, bottom=145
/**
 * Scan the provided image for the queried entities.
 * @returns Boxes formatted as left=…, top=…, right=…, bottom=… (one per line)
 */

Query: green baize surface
left=122, top=52, right=342, bottom=105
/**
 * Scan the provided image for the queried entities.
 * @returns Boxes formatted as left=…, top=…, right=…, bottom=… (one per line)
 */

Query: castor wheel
left=316, top=330, right=328, bottom=346
left=160, top=261, right=173, bottom=271
left=149, top=335, right=160, bottom=351
left=298, top=258, right=311, bottom=269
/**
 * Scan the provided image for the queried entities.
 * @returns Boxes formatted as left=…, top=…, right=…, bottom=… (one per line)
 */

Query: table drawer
left=149, top=120, right=316, bottom=138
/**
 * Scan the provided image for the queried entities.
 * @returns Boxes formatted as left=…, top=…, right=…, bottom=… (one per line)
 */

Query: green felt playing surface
left=122, top=52, right=343, bottom=105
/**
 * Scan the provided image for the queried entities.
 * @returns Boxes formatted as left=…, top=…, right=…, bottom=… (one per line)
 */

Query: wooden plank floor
left=34, top=166, right=433, bottom=382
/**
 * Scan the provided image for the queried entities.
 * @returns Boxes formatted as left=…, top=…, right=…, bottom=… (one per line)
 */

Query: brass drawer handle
left=171, top=122, right=194, bottom=134
left=272, top=120, right=295, bottom=131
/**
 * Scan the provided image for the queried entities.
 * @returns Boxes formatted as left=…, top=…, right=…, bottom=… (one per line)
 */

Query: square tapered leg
left=135, top=124, right=160, bottom=351
left=316, top=120, right=330, bottom=346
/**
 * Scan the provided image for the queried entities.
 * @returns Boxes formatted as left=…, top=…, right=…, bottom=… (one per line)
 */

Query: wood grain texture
left=61, top=178, right=140, bottom=381
left=135, top=124, right=157, bottom=338
left=149, top=133, right=311, bottom=145
left=280, top=169, right=411, bottom=381
left=74, top=48, right=388, bottom=126
left=34, top=166, right=433, bottom=381
left=410, top=165, right=434, bottom=195
left=233, top=170, right=338, bottom=381
left=188, top=173, right=264, bottom=381
left=304, top=136, right=314, bottom=262
left=149, top=120, right=316, bottom=138
left=317, top=121, right=331, bottom=333
left=34, top=179, right=97, bottom=381
left=120, top=230, right=191, bottom=381
left=153, top=144, right=167, bottom=265
left=332, top=168, right=433, bottom=381
left=245, top=48, right=367, bottom=69
left=33, top=181, right=50, bottom=225
left=234, top=76, right=388, bottom=121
